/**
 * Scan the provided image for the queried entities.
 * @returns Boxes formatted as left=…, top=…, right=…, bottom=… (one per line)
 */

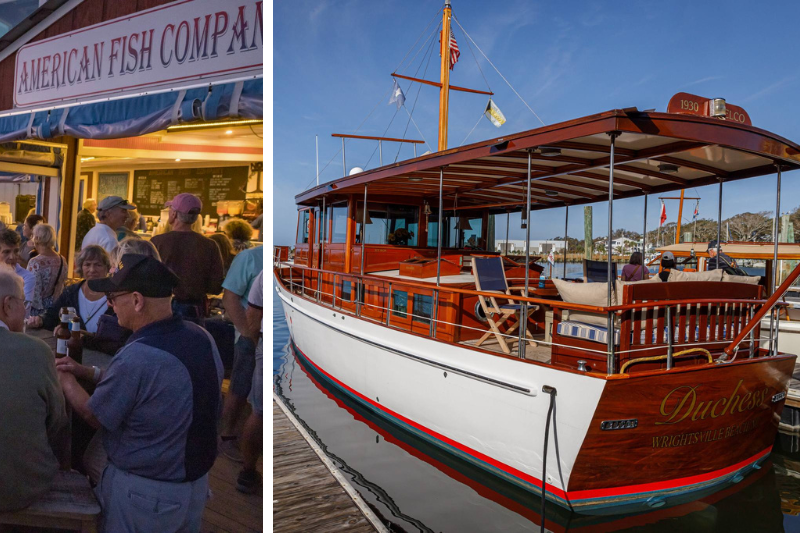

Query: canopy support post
left=519, top=150, right=532, bottom=359
left=563, top=206, right=568, bottom=279
left=379, top=141, right=383, bottom=166
left=358, top=185, right=368, bottom=316
left=716, top=178, right=723, bottom=260
left=319, top=196, right=326, bottom=302
left=504, top=210, right=510, bottom=256
left=770, top=165, right=782, bottom=356
left=342, top=138, right=346, bottom=176
left=607, top=132, right=618, bottom=375
left=436, top=168, right=444, bottom=285
left=642, top=193, right=647, bottom=257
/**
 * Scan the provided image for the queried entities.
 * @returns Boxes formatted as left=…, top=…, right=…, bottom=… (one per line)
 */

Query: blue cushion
left=557, top=321, right=619, bottom=345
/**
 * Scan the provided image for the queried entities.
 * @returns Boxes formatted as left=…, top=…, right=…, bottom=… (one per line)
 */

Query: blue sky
left=272, top=0, right=800, bottom=245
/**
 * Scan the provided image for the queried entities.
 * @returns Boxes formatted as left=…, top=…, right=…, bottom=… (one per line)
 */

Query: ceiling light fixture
left=658, top=163, right=679, bottom=174
left=175, top=158, right=182, bottom=162
left=409, top=177, right=423, bottom=182
left=225, top=130, right=233, bottom=135
left=538, top=147, right=561, bottom=157
left=80, top=156, right=95, bottom=162
left=545, top=190, right=558, bottom=197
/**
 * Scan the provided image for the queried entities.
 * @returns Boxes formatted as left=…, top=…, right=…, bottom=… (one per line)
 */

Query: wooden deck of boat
left=460, top=334, right=552, bottom=363
left=273, top=400, right=380, bottom=533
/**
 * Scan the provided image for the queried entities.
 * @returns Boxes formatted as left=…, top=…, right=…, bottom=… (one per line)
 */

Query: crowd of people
left=0, top=193, right=263, bottom=531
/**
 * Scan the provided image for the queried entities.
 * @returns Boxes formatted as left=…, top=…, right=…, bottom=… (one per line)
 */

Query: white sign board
left=14, top=0, right=263, bottom=108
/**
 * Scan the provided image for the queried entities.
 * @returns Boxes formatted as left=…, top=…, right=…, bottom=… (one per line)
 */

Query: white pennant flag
left=388, top=79, right=405, bottom=110
left=484, top=98, right=506, bottom=128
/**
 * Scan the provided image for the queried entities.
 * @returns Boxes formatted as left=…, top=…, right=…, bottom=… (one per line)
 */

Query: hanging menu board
left=133, top=167, right=248, bottom=216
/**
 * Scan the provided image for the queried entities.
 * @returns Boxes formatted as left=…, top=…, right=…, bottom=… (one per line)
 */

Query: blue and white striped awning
left=0, top=77, right=262, bottom=142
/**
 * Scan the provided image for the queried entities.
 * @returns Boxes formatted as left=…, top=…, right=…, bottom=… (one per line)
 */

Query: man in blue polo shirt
left=57, top=254, right=223, bottom=532
left=219, top=245, right=263, bottom=461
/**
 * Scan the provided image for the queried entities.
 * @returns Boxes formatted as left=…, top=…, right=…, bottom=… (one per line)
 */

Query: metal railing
left=274, top=254, right=787, bottom=374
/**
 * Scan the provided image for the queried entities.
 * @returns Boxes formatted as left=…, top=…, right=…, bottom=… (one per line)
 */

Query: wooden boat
left=273, top=1, right=800, bottom=515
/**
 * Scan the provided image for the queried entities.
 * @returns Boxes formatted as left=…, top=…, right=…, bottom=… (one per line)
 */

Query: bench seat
left=557, top=321, right=728, bottom=346
left=0, top=470, right=100, bottom=533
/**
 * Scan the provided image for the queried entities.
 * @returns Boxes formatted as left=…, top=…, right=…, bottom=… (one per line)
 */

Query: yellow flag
left=484, top=99, right=506, bottom=128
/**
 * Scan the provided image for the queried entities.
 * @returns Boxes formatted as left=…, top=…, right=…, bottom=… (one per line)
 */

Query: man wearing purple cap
left=151, top=193, right=223, bottom=325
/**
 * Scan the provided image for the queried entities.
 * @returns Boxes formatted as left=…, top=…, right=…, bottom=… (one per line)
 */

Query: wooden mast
left=675, top=189, right=685, bottom=244
left=438, top=0, right=452, bottom=152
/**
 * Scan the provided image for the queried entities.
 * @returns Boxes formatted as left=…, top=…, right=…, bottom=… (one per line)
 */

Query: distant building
left=610, top=238, right=643, bottom=253
left=495, top=240, right=566, bottom=255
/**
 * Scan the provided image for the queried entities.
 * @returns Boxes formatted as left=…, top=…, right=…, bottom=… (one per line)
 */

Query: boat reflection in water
left=274, top=328, right=787, bottom=532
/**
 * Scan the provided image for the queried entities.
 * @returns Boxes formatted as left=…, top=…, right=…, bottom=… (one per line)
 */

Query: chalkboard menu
left=133, top=167, right=248, bottom=216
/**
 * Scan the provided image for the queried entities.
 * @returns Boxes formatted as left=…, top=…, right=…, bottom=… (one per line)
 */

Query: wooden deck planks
left=202, top=442, right=264, bottom=532
left=273, top=401, right=378, bottom=533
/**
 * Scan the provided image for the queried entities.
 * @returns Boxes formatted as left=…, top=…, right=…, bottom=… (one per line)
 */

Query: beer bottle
left=66, top=318, right=83, bottom=364
left=55, top=308, right=70, bottom=358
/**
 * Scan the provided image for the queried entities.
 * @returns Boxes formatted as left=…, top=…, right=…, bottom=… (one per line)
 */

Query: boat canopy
left=656, top=242, right=800, bottom=259
left=296, top=108, right=800, bottom=210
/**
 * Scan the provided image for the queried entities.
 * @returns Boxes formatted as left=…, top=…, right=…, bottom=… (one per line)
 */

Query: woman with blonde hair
left=26, top=223, right=67, bottom=316
left=110, top=237, right=161, bottom=271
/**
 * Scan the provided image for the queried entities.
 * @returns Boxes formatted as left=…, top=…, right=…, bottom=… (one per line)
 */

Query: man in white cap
left=81, top=196, right=134, bottom=254
left=151, top=193, right=223, bottom=325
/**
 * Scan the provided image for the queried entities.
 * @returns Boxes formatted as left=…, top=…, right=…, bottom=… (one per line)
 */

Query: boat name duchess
left=656, top=379, right=770, bottom=425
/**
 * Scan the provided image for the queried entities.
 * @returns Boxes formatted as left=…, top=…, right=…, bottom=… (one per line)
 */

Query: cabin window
left=357, top=203, right=419, bottom=246
left=315, top=207, right=326, bottom=243
left=297, top=210, right=310, bottom=244
left=341, top=280, right=352, bottom=302
left=412, top=294, right=432, bottom=325
left=392, top=290, right=408, bottom=318
left=330, top=203, right=348, bottom=243
left=428, top=212, right=484, bottom=249
left=460, top=216, right=483, bottom=249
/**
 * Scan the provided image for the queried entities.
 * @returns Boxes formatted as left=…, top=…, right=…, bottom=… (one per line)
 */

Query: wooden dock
left=273, top=396, right=385, bottom=533
left=785, top=361, right=800, bottom=409
left=202, top=451, right=264, bottom=532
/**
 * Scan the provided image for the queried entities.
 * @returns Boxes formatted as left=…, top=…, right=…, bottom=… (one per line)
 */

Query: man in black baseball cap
left=56, top=254, right=223, bottom=531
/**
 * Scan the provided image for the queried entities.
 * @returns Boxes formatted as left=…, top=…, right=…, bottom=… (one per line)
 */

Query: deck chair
left=472, top=256, right=538, bottom=354
left=583, top=259, right=618, bottom=283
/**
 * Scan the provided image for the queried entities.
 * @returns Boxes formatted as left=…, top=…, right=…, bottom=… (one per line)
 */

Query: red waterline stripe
left=569, top=446, right=772, bottom=501
left=293, top=343, right=772, bottom=503
left=293, top=345, right=566, bottom=499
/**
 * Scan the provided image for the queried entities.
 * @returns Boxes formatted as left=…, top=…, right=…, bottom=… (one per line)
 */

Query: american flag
left=448, top=28, right=460, bottom=70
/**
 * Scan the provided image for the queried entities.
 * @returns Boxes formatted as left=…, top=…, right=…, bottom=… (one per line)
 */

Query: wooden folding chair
left=472, top=256, right=538, bottom=354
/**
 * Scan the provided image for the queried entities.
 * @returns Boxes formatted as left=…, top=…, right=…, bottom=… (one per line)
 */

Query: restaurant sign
left=14, top=0, right=263, bottom=108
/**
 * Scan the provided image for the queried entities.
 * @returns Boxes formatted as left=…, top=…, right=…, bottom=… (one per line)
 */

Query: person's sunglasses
left=106, top=291, right=132, bottom=305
